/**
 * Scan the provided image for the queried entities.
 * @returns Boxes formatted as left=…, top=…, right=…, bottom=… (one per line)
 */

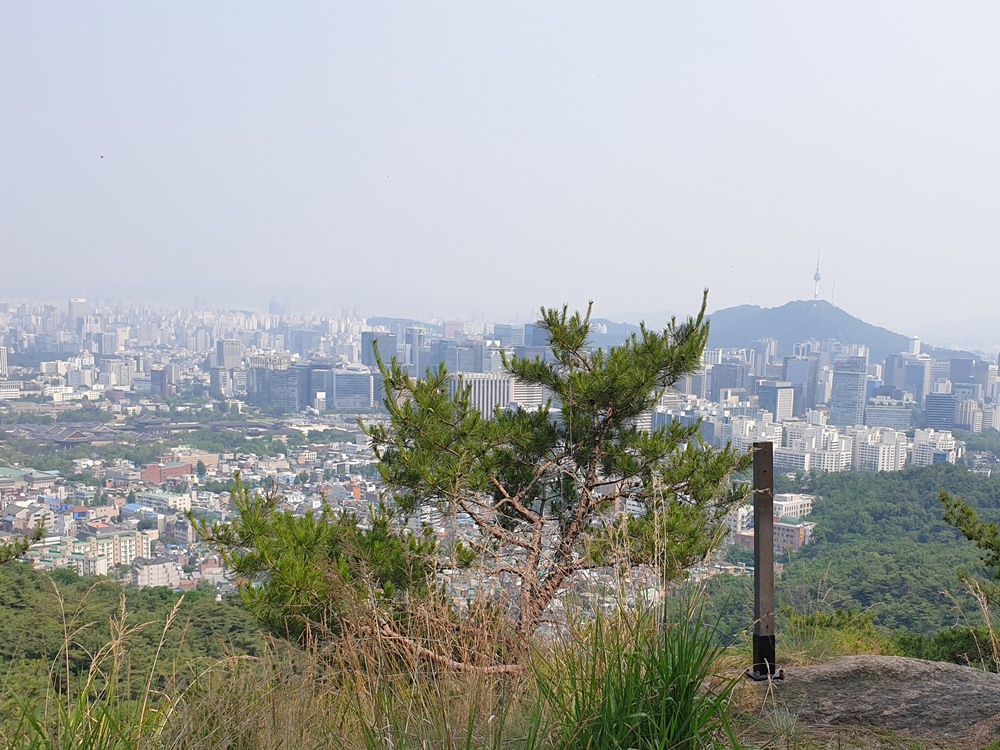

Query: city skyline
left=0, top=291, right=993, bottom=359
left=5, top=3, right=1000, bottom=342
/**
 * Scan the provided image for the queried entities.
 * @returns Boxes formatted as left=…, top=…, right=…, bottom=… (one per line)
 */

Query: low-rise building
left=132, top=556, right=182, bottom=589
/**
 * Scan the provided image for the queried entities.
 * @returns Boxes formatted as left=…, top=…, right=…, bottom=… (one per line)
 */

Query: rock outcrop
left=745, top=655, right=1000, bottom=746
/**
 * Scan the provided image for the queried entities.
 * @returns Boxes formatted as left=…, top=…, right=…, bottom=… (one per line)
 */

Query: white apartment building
left=511, top=378, right=548, bottom=409
left=846, top=426, right=909, bottom=472
left=773, top=493, right=816, bottom=518
left=448, top=373, right=512, bottom=417
left=810, top=442, right=854, bottom=472
left=132, top=557, right=183, bottom=589
left=134, top=491, right=192, bottom=513
left=911, top=429, right=962, bottom=467
left=0, top=380, right=23, bottom=399
left=447, top=373, right=548, bottom=417
left=984, top=404, right=1000, bottom=432
left=774, top=422, right=852, bottom=473
left=76, top=529, right=157, bottom=566
left=727, top=416, right=783, bottom=454
left=725, top=503, right=754, bottom=535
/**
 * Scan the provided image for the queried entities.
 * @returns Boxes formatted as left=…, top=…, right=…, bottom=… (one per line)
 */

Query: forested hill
left=778, top=463, right=1000, bottom=634
left=0, top=566, right=261, bottom=703
left=705, top=300, right=974, bottom=362
left=588, top=300, right=973, bottom=362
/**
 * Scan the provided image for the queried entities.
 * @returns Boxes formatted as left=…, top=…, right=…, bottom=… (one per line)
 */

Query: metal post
left=749, top=441, right=782, bottom=680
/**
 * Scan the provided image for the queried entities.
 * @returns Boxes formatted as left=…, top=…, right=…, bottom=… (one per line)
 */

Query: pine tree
left=192, top=474, right=438, bottom=642
left=365, top=293, right=751, bottom=644
left=0, top=524, right=44, bottom=565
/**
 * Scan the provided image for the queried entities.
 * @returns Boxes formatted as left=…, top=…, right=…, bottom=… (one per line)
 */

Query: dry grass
left=11, top=567, right=944, bottom=749
left=162, top=595, right=549, bottom=750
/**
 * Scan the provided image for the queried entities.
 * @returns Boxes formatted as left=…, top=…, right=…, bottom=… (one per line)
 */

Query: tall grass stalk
left=1, top=592, right=187, bottom=750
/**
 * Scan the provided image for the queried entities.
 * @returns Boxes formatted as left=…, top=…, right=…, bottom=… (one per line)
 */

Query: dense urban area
left=0, top=295, right=993, bottom=599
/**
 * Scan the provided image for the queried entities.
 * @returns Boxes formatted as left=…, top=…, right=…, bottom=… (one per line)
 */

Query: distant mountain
left=369, top=301, right=975, bottom=365
left=705, top=300, right=973, bottom=363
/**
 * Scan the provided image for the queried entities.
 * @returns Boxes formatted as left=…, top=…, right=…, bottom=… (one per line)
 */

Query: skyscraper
left=782, top=355, right=814, bottom=416
left=404, top=327, right=425, bottom=377
left=708, top=362, right=750, bottom=402
left=150, top=367, right=169, bottom=399
left=68, top=297, right=88, bottom=336
left=0, top=345, right=7, bottom=379
left=493, top=324, right=525, bottom=347
left=216, top=340, right=243, bottom=370
left=750, top=338, right=777, bottom=377
left=360, top=332, right=398, bottom=368
left=904, top=357, right=933, bottom=407
left=758, top=381, right=795, bottom=422
left=333, top=366, right=374, bottom=409
left=829, top=355, right=867, bottom=427
left=523, top=323, right=545, bottom=348
left=924, top=392, right=957, bottom=430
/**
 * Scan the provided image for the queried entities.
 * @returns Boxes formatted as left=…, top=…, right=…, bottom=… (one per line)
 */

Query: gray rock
left=747, top=655, right=1000, bottom=745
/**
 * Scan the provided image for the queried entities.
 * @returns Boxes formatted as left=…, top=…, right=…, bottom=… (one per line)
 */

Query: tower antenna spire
left=813, top=254, right=822, bottom=300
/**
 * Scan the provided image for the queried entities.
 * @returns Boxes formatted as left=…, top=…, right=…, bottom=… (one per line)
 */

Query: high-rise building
left=458, top=342, right=485, bottom=372
left=953, top=381, right=982, bottom=403
left=924, top=392, right=957, bottom=430
left=983, top=404, right=1000, bottom=431
left=782, top=356, right=815, bottom=416
left=150, top=367, right=168, bottom=399
left=758, top=381, right=795, bottom=422
left=448, top=373, right=513, bottom=417
left=956, top=399, right=983, bottom=432
left=405, top=327, right=425, bottom=377
left=904, top=357, right=933, bottom=406
left=883, top=355, right=908, bottom=391
left=0, top=345, right=7, bottom=378
left=829, top=357, right=867, bottom=427
left=231, top=369, right=248, bottom=396
left=269, top=369, right=303, bottom=412
left=437, top=340, right=458, bottom=372
left=68, top=297, right=88, bottom=334
left=493, top=324, right=525, bottom=347
left=950, top=358, right=976, bottom=384
left=709, top=362, right=750, bottom=402
left=911, top=429, right=961, bottom=466
left=361, top=331, right=397, bottom=367
left=307, top=366, right=333, bottom=409
left=523, top=323, right=545, bottom=348
left=333, top=366, right=374, bottom=409
left=973, top=361, right=998, bottom=401
left=209, top=367, right=231, bottom=399
left=749, top=338, right=777, bottom=377
left=102, top=359, right=134, bottom=389
left=216, top=340, right=243, bottom=370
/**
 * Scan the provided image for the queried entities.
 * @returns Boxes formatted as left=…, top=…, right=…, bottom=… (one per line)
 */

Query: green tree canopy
left=192, top=475, right=438, bottom=642
left=365, top=294, right=750, bottom=643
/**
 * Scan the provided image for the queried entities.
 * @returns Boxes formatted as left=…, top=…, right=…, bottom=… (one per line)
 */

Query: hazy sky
left=3, top=3, right=1000, bottom=343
